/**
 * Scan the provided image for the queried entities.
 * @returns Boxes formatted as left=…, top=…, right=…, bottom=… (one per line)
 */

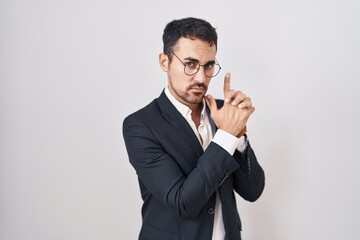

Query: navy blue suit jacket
left=123, top=91, right=265, bottom=240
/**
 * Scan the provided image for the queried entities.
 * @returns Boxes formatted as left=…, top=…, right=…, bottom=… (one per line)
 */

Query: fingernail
left=225, top=98, right=230, bottom=103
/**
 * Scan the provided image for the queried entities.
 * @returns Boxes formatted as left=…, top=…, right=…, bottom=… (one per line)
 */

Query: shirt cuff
left=212, top=129, right=240, bottom=155
left=236, top=135, right=248, bottom=153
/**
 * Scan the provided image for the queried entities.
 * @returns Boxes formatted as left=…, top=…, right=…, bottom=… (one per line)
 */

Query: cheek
left=170, top=78, right=186, bottom=91
left=169, top=71, right=193, bottom=88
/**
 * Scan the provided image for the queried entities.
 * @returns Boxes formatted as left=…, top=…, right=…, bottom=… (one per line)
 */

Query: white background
left=1, top=0, right=360, bottom=239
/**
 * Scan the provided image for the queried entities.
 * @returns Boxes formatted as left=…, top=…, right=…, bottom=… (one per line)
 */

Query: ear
left=159, top=53, right=169, bottom=72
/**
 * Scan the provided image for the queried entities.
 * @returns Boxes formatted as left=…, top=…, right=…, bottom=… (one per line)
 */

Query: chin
left=188, top=96, right=204, bottom=104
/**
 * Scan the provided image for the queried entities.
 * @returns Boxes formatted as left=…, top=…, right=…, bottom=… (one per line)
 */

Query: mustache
left=187, top=83, right=208, bottom=90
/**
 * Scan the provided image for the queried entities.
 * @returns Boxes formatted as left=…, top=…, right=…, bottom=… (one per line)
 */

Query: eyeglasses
left=170, top=51, right=221, bottom=77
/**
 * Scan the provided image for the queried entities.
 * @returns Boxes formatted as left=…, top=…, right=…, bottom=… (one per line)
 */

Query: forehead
left=173, top=37, right=217, bottom=60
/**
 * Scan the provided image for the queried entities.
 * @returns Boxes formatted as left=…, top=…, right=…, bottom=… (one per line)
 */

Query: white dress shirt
left=164, top=87, right=247, bottom=240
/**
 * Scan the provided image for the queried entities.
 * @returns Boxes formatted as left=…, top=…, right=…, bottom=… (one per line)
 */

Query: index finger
left=223, top=73, right=231, bottom=101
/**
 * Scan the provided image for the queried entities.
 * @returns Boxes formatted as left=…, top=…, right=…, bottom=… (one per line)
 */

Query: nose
left=194, top=66, right=208, bottom=83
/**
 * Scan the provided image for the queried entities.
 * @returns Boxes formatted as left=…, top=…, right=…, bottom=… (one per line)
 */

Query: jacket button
left=208, top=208, right=215, bottom=214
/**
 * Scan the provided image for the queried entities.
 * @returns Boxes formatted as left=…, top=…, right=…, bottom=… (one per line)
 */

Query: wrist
left=237, top=125, right=247, bottom=138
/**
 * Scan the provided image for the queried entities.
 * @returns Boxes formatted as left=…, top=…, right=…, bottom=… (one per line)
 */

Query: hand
left=205, top=73, right=255, bottom=137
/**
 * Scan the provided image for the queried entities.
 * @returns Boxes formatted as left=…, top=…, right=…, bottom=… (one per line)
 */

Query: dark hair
left=162, top=17, right=218, bottom=60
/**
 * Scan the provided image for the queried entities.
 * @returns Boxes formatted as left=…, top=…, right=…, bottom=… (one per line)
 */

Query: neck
left=191, top=103, right=203, bottom=128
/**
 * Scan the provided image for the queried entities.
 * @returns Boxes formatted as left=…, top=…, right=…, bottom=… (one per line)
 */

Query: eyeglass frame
left=169, top=51, right=222, bottom=77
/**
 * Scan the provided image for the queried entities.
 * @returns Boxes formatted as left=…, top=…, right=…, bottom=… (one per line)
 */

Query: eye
left=204, top=63, right=215, bottom=70
left=185, top=62, right=198, bottom=69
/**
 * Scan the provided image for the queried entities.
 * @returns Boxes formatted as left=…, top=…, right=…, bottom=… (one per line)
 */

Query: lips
left=189, top=84, right=207, bottom=92
left=191, top=87, right=205, bottom=91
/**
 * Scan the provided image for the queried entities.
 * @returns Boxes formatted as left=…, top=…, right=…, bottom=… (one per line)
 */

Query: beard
left=170, top=81, right=208, bottom=105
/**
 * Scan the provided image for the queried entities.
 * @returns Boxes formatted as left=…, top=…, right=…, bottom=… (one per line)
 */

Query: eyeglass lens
left=184, top=63, right=221, bottom=77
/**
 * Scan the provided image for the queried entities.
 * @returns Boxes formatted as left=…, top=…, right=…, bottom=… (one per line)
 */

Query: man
left=123, top=17, right=265, bottom=240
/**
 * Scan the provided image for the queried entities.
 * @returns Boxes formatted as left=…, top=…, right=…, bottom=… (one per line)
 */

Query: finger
left=237, top=101, right=252, bottom=109
left=223, top=73, right=231, bottom=102
left=225, top=89, right=236, bottom=103
left=247, top=106, right=255, bottom=114
left=237, top=97, right=252, bottom=109
left=205, top=94, right=218, bottom=113
left=231, top=91, right=247, bottom=106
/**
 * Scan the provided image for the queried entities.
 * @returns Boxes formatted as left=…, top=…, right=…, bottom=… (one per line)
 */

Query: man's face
left=161, top=37, right=217, bottom=108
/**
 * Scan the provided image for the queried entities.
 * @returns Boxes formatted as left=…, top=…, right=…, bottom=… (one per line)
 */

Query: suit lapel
left=156, top=91, right=204, bottom=157
left=206, top=105, right=217, bottom=135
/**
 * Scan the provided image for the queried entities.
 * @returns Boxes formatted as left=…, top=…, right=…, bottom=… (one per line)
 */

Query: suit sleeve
left=232, top=141, right=265, bottom=202
left=213, top=99, right=265, bottom=201
left=123, top=115, right=240, bottom=219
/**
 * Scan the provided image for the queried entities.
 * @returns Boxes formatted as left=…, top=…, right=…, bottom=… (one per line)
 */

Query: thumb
left=205, top=94, right=218, bottom=113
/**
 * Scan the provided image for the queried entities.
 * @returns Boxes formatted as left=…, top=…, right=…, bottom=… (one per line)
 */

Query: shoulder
left=123, top=99, right=159, bottom=126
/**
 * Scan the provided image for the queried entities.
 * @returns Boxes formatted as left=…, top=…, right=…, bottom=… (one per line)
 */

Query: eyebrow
left=183, top=57, right=216, bottom=65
